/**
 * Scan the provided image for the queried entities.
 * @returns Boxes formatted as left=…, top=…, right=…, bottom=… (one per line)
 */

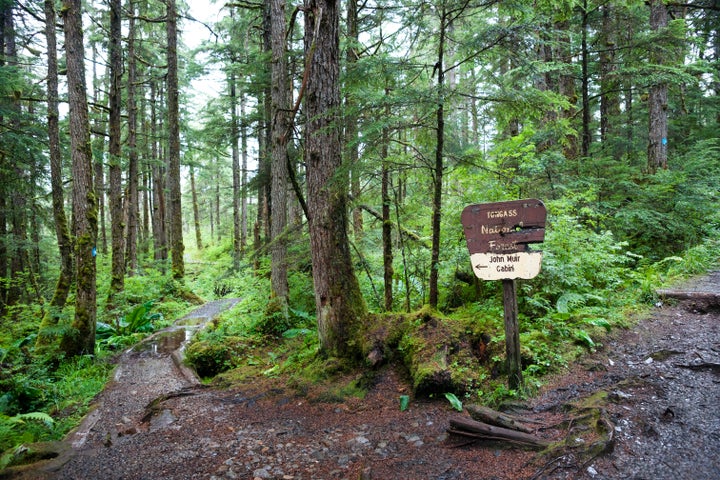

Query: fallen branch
left=465, top=404, right=536, bottom=433
left=448, top=416, right=550, bottom=449
left=674, top=362, right=720, bottom=373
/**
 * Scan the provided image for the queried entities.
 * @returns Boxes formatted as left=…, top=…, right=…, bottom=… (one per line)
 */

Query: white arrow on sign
left=469, top=251, right=543, bottom=281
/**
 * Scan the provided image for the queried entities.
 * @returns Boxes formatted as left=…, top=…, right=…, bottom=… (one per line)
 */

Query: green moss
left=185, top=336, right=250, bottom=378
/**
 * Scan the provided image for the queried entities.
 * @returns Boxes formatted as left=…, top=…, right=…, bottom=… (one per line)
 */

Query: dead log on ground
left=466, top=404, right=536, bottom=433
left=448, top=416, right=550, bottom=449
left=674, top=362, right=720, bottom=373
left=657, top=290, right=720, bottom=302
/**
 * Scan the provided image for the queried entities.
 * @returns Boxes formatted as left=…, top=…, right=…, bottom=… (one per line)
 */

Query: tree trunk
left=91, top=41, right=107, bottom=255
left=345, top=0, right=363, bottom=239
left=599, top=3, right=620, bottom=150
left=38, top=0, right=73, bottom=344
left=60, top=0, right=98, bottom=357
left=0, top=0, right=7, bottom=311
left=648, top=0, right=669, bottom=173
left=230, top=63, right=241, bottom=270
left=304, top=0, right=366, bottom=356
left=166, top=0, right=184, bottom=279
left=429, top=5, right=447, bottom=309
left=3, top=7, right=29, bottom=307
left=108, top=0, right=125, bottom=297
left=580, top=5, right=590, bottom=157
left=150, top=79, right=168, bottom=266
left=381, top=97, right=393, bottom=312
left=215, top=166, right=221, bottom=242
left=126, top=5, right=139, bottom=275
left=190, top=165, right=203, bottom=249
left=240, top=95, right=249, bottom=255
left=270, top=0, right=290, bottom=305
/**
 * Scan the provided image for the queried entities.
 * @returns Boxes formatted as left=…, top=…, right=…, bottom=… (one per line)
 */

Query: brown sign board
left=461, top=199, right=547, bottom=254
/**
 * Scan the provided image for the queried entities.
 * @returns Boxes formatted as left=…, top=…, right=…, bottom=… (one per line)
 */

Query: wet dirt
left=2, top=274, right=719, bottom=480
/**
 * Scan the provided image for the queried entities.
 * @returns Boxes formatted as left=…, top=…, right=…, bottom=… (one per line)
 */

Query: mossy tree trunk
left=150, top=79, right=168, bottom=268
left=230, top=55, right=241, bottom=270
left=304, top=0, right=366, bottom=356
left=166, top=0, right=184, bottom=279
left=37, top=0, right=73, bottom=346
left=428, top=2, right=447, bottom=309
left=59, top=0, right=98, bottom=357
left=126, top=5, right=139, bottom=275
left=190, top=165, right=202, bottom=250
left=108, top=0, right=125, bottom=298
left=269, top=0, right=290, bottom=312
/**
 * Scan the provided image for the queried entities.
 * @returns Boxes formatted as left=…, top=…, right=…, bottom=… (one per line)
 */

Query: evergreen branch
left=225, top=1, right=264, bottom=9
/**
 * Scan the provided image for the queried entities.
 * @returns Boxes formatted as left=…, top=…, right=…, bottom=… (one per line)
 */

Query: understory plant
left=96, top=301, right=163, bottom=348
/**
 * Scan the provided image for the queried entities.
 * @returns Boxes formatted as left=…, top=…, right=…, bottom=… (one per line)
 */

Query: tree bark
left=381, top=98, right=393, bottom=312
left=0, top=0, right=7, bottom=311
left=150, top=79, right=168, bottom=266
left=345, top=0, right=363, bottom=238
left=648, top=0, right=669, bottom=172
left=126, top=4, right=139, bottom=275
left=580, top=4, right=590, bottom=157
left=91, top=41, right=107, bottom=255
left=38, top=0, right=73, bottom=344
left=240, top=95, right=249, bottom=255
left=448, top=416, right=549, bottom=449
left=466, top=404, right=535, bottom=434
left=230, top=63, right=241, bottom=270
left=429, top=5, right=447, bottom=309
left=304, top=0, right=366, bottom=356
left=60, top=0, right=98, bottom=357
left=269, top=0, right=290, bottom=305
left=108, top=0, right=125, bottom=297
left=190, top=165, right=203, bottom=249
left=3, top=7, right=30, bottom=307
left=599, top=3, right=620, bottom=151
left=166, top=0, right=184, bottom=279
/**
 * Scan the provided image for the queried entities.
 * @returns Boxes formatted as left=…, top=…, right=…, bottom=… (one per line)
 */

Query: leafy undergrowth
left=184, top=232, right=720, bottom=410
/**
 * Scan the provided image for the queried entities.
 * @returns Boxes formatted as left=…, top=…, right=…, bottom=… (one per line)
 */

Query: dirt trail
left=2, top=274, right=719, bottom=480
left=1, top=298, right=240, bottom=479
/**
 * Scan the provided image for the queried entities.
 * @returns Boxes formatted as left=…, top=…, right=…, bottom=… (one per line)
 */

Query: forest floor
left=2, top=273, right=719, bottom=480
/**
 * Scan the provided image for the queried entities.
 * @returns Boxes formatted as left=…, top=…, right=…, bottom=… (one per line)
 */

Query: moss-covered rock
left=184, top=336, right=250, bottom=378
left=354, top=308, right=486, bottom=397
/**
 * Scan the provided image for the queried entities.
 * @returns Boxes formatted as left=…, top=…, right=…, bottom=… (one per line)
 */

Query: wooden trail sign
left=461, top=199, right=547, bottom=389
left=461, top=199, right=546, bottom=281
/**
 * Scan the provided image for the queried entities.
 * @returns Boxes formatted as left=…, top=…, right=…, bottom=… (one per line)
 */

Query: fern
left=555, top=292, right=586, bottom=314
left=10, top=412, right=54, bottom=428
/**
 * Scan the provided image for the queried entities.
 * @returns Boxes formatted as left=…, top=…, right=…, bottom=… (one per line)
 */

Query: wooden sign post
left=461, top=199, right=547, bottom=390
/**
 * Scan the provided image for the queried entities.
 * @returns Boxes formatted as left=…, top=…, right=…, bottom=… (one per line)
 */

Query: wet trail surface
left=2, top=298, right=240, bottom=480
left=531, top=272, right=720, bottom=479
left=3, top=274, right=719, bottom=480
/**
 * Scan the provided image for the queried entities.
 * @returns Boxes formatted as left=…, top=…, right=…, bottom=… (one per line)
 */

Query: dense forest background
left=0, top=0, right=718, bottom=457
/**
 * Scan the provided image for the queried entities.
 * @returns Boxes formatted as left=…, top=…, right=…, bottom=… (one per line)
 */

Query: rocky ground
left=2, top=274, right=719, bottom=480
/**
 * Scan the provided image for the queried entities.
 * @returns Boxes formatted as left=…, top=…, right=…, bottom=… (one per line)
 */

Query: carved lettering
left=481, top=224, right=512, bottom=235
left=487, top=209, right=518, bottom=219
